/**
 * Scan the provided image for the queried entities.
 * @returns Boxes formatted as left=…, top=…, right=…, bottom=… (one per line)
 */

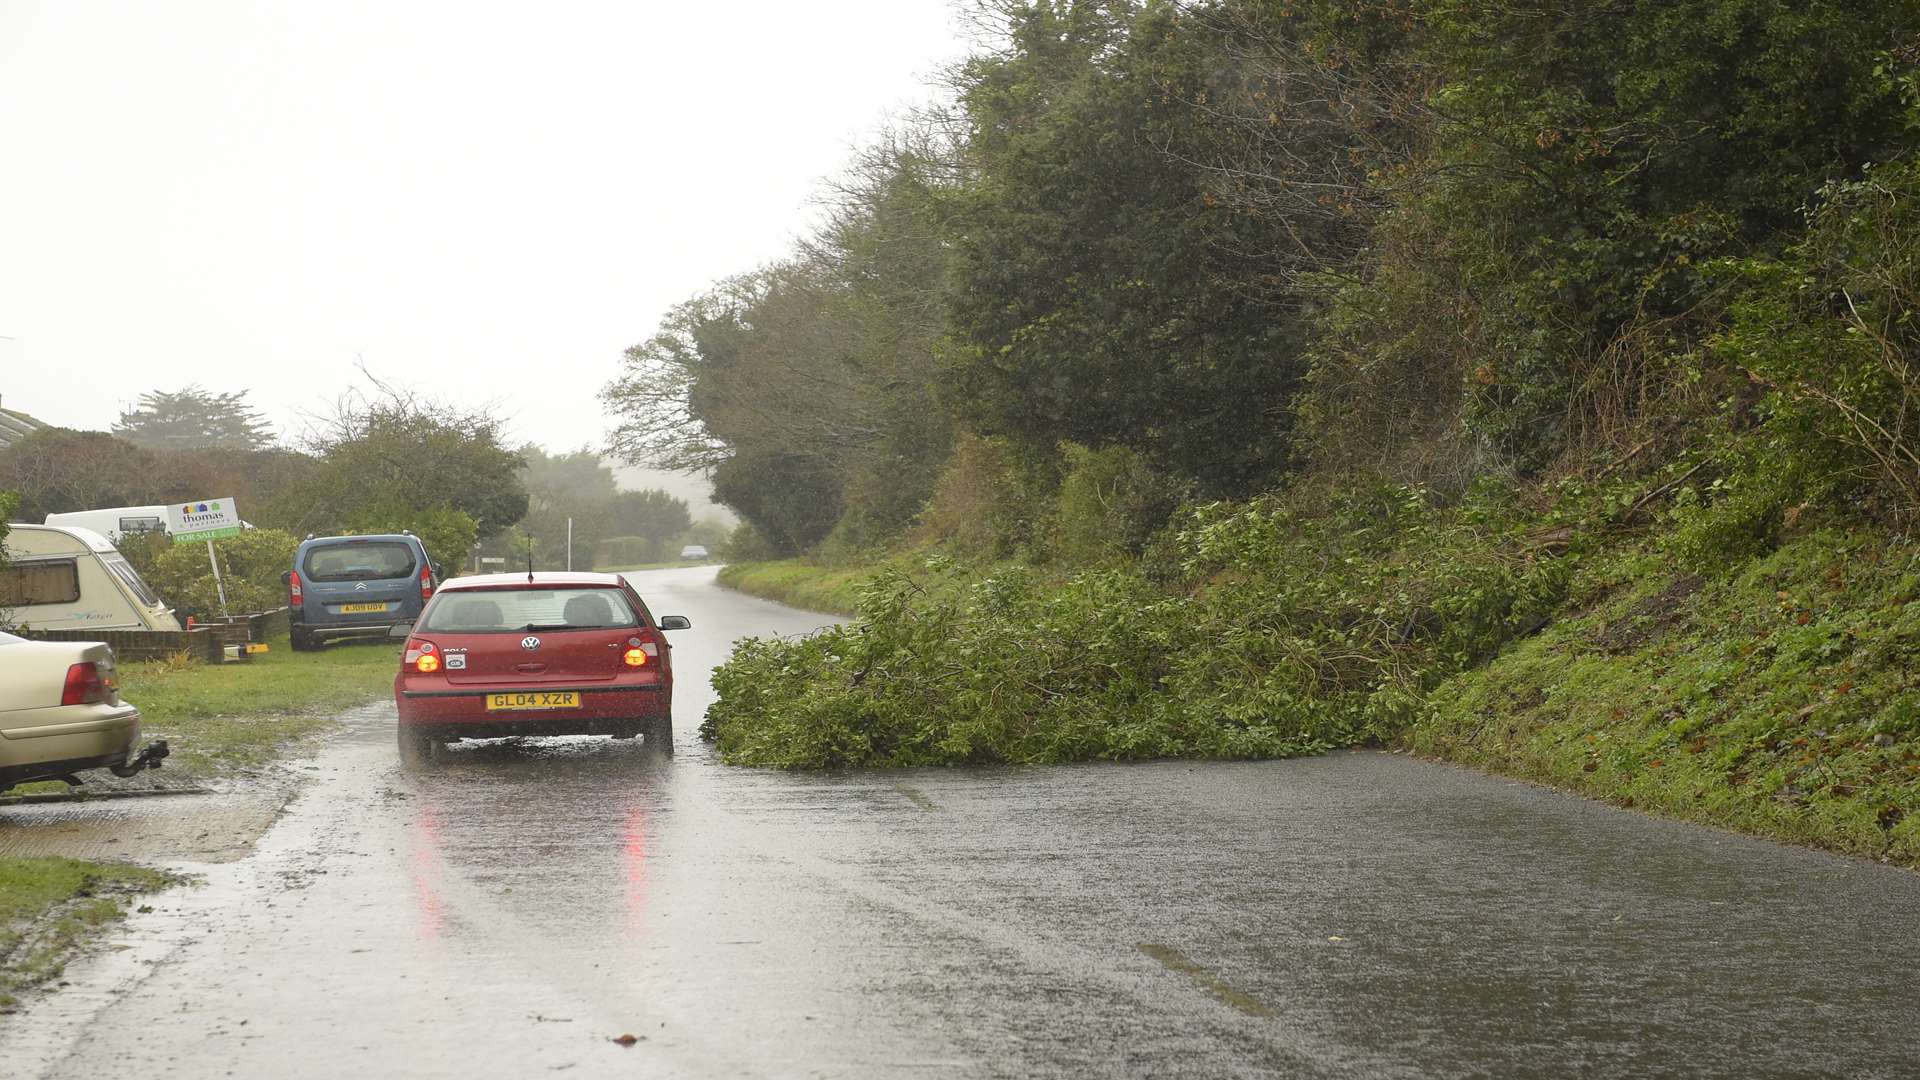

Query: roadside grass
left=120, top=635, right=398, bottom=775
left=0, top=857, right=170, bottom=1010
left=716, top=559, right=868, bottom=615
left=717, top=551, right=991, bottom=616
left=1406, top=529, right=1920, bottom=867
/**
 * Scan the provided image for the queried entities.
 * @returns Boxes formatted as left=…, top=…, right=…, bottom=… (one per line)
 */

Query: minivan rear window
left=304, top=542, right=417, bottom=582
left=419, top=588, right=641, bottom=633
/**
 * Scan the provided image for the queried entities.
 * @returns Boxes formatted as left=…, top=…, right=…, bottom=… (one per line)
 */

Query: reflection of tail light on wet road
left=409, top=801, right=448, bottom=938
left=624, top=802, right=651, bottom=933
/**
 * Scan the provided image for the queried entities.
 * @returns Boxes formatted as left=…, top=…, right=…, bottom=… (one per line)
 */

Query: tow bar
left=110, top=739, right=171, bottom=778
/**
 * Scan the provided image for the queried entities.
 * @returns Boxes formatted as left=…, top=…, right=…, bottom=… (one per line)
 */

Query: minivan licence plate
left=339, top=602, right=389, bottom=614
left=486, top=691, right=581, bottom=711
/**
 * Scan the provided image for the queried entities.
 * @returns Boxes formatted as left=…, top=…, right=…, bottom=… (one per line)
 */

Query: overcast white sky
left=0, top=0, right=970, bottom=458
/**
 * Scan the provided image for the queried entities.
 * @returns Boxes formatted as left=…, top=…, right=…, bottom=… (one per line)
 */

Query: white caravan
left=42, top=505, right=172, bottom=544
left=0, top=525, right=181, bottom=632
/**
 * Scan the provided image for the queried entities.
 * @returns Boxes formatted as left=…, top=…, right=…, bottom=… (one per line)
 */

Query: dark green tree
left=113, top=386, right=275, bottom=451
left=942, top=1, right=1308, bottom=497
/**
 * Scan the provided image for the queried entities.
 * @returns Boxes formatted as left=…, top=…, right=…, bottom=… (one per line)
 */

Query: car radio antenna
left=526, top=545, right=535, bottom=584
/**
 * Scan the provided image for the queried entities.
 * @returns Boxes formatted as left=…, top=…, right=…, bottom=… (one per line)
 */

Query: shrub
left=146, top=528, right=299, bottom=620
left=913, top=433, right=1038, bottom=558
left=1046, top=443, right=1185, bottom=567
left=702, top=485, right=1576, bottom=767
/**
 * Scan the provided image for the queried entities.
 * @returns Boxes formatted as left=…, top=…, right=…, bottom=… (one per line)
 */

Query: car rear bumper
left=297, top=615, right=413, bottom=638
left=0, top=705, right=142, bottom=788
left=395, top=685, right=666, bottom=739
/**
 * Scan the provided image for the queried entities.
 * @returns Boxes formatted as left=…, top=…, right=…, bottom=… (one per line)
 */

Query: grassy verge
left=1406, top=528, right=1920, bottom=865
left=716, top=559, right=885, bottom=616
left=0, top=857, right=170, bottom=1010
left=120, top=635, right=399, bottom=775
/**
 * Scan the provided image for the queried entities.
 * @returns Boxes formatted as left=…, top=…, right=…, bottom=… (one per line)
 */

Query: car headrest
left=445, top=598, right=503, bottom=630
left=562, top=593, right=615, bottom=627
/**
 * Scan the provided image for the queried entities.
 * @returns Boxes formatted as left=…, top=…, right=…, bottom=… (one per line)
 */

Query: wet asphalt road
left=6, top=565, right=1920, bottom=1078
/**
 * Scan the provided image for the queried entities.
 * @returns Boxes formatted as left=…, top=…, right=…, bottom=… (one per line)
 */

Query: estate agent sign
left=167, top=498, right=244, bottom=617
left=167, top=499, right=244, bottom=544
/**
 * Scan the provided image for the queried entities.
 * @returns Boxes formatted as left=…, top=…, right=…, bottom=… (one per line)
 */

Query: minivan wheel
left=648, top=714, right=674, bottom=755
left=290, top=628, right=319, bottom=652
left=397, top=726, right=434, bottom=768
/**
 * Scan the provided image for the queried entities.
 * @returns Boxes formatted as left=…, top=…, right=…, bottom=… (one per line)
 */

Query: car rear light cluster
left=623, top=629, right=664, bottom=668
left=404, top=639, right=440, bottom=673
left=61, top=661, right=114, bottom=706
left=420, top=565, right=433, bottom=602
left=288, top=571, right=304, bottom=607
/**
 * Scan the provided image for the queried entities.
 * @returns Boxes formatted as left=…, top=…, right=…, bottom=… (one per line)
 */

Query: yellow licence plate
left=339, top=602, right=389, bottom=614
left=485, top=691, right=582, bottom=711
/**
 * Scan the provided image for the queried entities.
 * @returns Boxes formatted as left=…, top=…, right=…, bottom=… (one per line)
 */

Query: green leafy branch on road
left=704, top=486, right=1572, bottom=768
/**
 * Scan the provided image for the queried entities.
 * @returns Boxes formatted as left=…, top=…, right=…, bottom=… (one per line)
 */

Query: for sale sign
left=168, top=498, right=243, bottom=543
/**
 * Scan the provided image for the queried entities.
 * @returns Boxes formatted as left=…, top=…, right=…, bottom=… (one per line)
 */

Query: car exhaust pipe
left=110, top=739, right=171, bottom=778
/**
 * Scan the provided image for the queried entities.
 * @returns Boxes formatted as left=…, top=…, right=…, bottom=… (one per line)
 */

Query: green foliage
left=1047, top=443, right=1185, bottom=566
left=912, top=433, right=1039, bottom=559
left=145, top=528, right=299, bottom=620
left=704, top=486, right=1573, bottom=767
left=112, top=386, right=274, bottom=451
left=280, top=387, right=526, bottom=542
left=1711, top=156, right=1920, bottom=516
left=944, top=2, right=1303, bottom=496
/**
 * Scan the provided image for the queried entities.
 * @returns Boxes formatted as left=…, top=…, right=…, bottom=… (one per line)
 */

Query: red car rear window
left=419, top=587, right=641, bottom=633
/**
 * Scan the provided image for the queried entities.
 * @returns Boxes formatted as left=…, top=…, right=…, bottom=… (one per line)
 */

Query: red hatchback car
left=392, top=572, right=691, bottom=764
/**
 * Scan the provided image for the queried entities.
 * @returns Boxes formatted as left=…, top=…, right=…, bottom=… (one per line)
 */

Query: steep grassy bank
left=1408, top=529, right=1920, bottom=865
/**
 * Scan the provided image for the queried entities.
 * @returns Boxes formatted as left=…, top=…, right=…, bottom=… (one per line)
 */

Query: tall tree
left=942, top=0, right=1308, bottom=497
left=113, top=386, right=275, bottom=451
left=274, top=384, right=527, bottom=544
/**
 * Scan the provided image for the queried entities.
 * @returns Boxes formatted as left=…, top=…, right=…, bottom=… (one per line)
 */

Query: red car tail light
left=420, top=564, right=433, bottom=602
left=623, top=647, right=648, bottom=667
left=403, top=639, right=440, bottom=673
left=289, top=571, right=304, bottom=606
left=60, top=662, right=110, bottom=706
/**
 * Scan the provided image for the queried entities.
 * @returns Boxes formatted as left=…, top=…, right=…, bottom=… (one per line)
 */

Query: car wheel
left=398, top=726, right=434, bottom=768
left=290, top=628, right=318, bottom=652
left=649, top=714, right=674, bottom=755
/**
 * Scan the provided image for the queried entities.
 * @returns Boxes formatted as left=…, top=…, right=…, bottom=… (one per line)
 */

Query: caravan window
left=118, top=516, right=164, bottom=536
left=0, top=560, right=82, bottom=606
left=103, top=554, right=161, bottom=606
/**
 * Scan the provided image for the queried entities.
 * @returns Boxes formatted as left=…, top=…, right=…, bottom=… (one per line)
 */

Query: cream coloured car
left=0, top=630, right=167, bottom=791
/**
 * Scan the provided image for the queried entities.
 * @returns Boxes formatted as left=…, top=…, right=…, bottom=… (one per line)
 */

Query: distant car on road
left=392, top=571, right=691, bottom=764
left=285, top=534, right=441, bottom=651
left=678, top=544, right=710, bottom=561
left=0, top=630, right=168, bottom=791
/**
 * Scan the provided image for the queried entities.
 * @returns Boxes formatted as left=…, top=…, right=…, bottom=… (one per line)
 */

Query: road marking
left=1136, top=942, right=1275, bottom=1018
left=892, top=783, right=938, bottom=811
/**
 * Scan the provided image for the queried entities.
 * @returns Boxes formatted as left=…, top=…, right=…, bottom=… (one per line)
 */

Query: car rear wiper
left=520, top=623, right=578, bottom=632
